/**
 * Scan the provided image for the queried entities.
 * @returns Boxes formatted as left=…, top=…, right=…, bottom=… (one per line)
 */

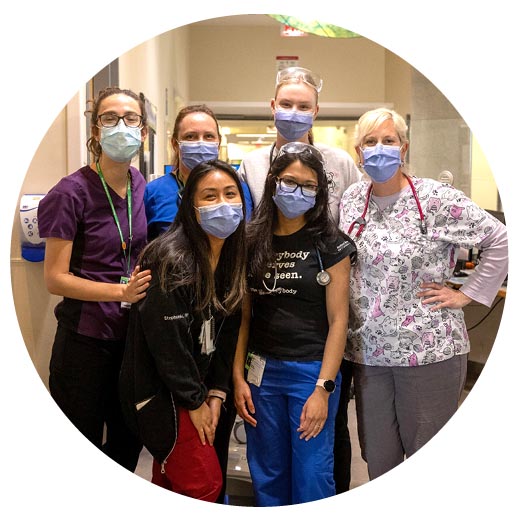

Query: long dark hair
left=247, top=150, right=347, bottom=284
left=138, top=159, right=247, bottom=314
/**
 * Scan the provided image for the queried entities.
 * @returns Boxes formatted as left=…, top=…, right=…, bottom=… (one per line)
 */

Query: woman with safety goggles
left=237, top=66, right=362, bottom=494
left=233, top=142, right=356, bottom=506
left=238, top=66, right=361, bottom=224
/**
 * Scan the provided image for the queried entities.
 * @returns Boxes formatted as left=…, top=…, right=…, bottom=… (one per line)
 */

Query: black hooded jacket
left=119, top=272, right=241, bottom=464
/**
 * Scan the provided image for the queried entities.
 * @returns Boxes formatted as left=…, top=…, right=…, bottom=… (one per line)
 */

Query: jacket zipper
left=161, top=306, right=194, bottom=472
left=160, top=313, right=226, bottom=473
left=160, top=392, right=178, bottom=474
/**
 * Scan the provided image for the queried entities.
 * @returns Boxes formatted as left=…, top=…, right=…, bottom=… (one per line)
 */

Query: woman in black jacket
left=119, top=159, right=247, bottom=502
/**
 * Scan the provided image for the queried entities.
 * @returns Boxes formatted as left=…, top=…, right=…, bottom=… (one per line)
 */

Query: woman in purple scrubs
left=38, top=86, right=152, bottom=471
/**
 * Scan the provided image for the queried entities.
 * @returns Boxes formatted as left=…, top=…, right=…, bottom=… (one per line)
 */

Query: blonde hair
left=355, top=108, right=408, bottom=148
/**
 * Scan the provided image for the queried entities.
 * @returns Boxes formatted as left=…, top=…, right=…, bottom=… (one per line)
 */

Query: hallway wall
left=187, top=23, right=407, bottom=108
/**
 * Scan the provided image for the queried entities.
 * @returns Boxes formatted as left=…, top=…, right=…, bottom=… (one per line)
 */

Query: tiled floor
left=134, top=381, right=473, bottom=505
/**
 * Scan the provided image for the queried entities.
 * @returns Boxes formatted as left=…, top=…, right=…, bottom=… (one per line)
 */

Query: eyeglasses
left=276, top=177, right=319, bottom=197
left=97, top=112, right=143, bottom=128
left=276, top=67, right=323, bottom=93
left=277, top=142, right=325, bottom=165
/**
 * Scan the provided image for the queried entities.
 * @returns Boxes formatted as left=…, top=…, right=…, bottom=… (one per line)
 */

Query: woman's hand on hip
left=417, top=282, right=472, bottom=311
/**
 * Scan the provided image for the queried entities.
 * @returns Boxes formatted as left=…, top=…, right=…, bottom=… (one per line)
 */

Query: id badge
left=246, top=353, right=266, bottom=387
left=120, top=276, right=131, bottom=309
left=199, top=318, right=216, bottom=355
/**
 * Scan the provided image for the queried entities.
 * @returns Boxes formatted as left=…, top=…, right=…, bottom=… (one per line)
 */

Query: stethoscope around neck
left=348, top=176, right=427, bottom=238
left=262, top=245, right=331, bottom=292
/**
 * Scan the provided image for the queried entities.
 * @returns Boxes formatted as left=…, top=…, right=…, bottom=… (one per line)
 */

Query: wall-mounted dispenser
left=19, top=194, right=46, bottom=262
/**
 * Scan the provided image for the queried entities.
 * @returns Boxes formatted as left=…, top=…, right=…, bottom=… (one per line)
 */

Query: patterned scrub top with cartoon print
left=339, top=176, right=502, bottom=367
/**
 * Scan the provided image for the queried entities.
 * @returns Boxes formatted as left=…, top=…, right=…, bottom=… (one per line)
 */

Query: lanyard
left=171, top=169, right=185, bottom=201
left=269, top=143, right=277, bottom=165
left=96, top=162, right=133, bottom=275
left=348, top=176, right=427, bottom=237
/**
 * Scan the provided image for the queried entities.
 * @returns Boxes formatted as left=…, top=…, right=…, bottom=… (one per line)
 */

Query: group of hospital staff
left=37, top=66, right=508, bottom=507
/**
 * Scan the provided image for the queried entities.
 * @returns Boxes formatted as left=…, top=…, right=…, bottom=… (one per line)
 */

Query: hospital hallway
left=133, top=374, right=475, bottom=506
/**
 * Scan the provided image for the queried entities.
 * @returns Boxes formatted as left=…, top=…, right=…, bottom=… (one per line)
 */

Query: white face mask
left=100, top=120, right=142, bottom=162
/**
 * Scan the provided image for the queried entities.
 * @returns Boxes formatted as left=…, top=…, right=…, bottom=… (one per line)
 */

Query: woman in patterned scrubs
left=339, top=107, right=508, bottom=480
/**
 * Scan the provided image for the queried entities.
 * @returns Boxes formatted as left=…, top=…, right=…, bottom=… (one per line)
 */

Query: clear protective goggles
left=275, top=66, right=323, bottom=93
left=277, top=141, right=325, bottom=165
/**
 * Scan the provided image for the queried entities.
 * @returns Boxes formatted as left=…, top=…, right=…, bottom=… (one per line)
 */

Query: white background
left=1, top=1, right=518, bottom=519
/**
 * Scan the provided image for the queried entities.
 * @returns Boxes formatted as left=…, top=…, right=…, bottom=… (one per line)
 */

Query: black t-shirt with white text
left=249, top=225, right=356, bottom=361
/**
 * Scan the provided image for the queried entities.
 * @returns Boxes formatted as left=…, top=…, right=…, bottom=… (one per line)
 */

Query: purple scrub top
left=38, top=165, right=148, bottom=340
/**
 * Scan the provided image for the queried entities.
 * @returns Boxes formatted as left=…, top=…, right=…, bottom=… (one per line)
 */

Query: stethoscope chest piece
left=316, top=270, right=331, bottom=286
left=315, top=246, right=331, bottom=286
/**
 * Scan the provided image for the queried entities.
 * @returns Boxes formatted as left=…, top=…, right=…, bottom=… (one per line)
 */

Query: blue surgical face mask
left=274, top=109, right=314, bottom=141
left=361, top=143, right=403, bottom=183
left=179, top=141, right=219, bottom=171
left=100, top=120, right=142, bottom=163
left=197, top=202, right=243, bottom=239
left=272, top=184, right=316, bottom=219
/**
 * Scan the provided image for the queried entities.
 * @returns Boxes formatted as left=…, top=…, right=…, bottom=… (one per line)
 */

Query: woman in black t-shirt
left=233, top=142, right=356, bottom=506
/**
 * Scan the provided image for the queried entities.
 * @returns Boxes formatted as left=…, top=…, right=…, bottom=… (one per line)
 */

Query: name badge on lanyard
left=199, top=306, right=216, bottom=355
left=96, top=162, right=133, bottom=308
left=246, top=353, right=266, bottom=387
left=120, top=276, right=131, bottom=309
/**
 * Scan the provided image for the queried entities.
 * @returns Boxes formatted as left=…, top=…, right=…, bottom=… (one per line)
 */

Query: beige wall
left=385, top=49, right=412, bottom=117
left=120, top=25, right=191, bottom=172
left=471, top=136, right=498, bottom=210
left=188, top=25, right=397, bottom=107
left=11, top=110, right=68, bottom=385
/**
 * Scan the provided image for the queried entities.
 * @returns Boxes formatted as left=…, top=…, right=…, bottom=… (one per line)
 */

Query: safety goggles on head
left=276, top=67, right=323, bottom=93
left=277, top=141, right=325, bottom=166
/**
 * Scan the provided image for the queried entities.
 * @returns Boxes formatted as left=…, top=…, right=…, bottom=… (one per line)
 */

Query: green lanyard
left=96, top=162, right=132, bottom=276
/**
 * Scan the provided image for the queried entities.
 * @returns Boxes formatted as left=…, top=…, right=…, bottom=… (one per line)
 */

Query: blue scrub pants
left=245, top=358, right=341, bottom=506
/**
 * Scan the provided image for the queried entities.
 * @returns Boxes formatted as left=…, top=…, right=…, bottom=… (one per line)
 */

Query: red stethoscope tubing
left=348, top=176, right=427, bottom=237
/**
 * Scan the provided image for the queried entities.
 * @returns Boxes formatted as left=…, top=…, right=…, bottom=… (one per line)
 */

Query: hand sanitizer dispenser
left=19, top=194, right=46, bottom=262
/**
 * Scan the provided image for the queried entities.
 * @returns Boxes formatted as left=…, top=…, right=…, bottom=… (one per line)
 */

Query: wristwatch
left=316, top=378, right=336, bottom=393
